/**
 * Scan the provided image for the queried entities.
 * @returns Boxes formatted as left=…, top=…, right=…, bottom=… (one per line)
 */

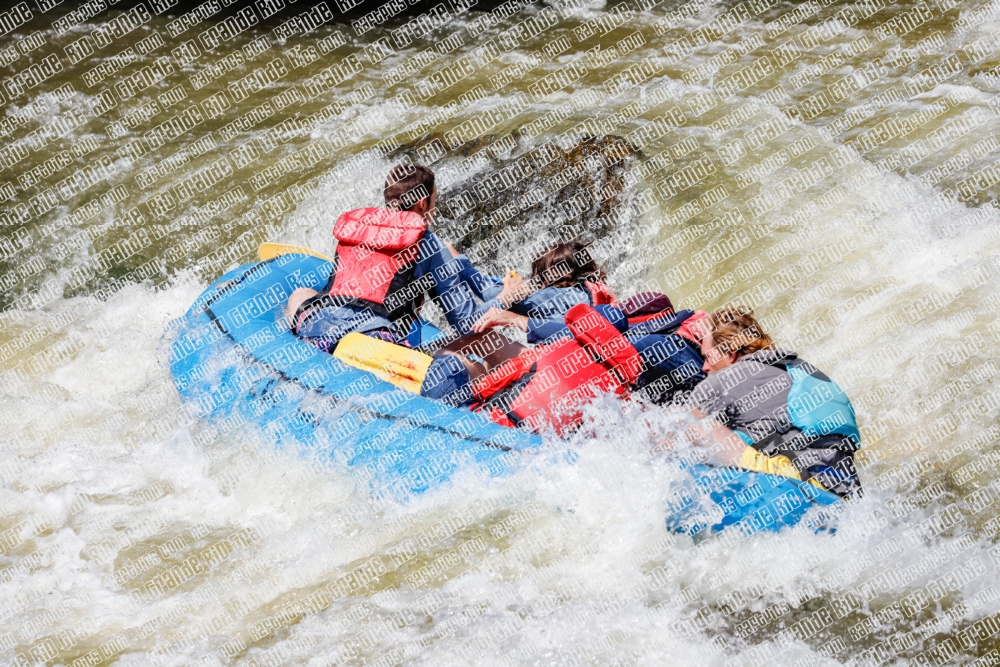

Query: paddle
left=258, top=243, right=332, bottom=262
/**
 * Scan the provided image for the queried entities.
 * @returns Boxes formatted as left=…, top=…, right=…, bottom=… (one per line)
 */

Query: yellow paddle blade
left=258, top=243, right=332, bottom=262
left=333, top=332, right=433, bottom=394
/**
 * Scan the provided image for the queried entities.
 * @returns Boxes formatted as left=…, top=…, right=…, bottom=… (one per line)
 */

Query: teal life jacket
left=779, top=358, right=861, bottom=449
left=724, top=354, right=861, bottom=497
left=739, top=356, right=862, bottom=497
left=733, top=357, right=860, bottom=451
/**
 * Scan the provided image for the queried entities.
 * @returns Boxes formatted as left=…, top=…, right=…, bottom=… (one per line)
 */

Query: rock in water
left=393, top=134, right=637, bottom=274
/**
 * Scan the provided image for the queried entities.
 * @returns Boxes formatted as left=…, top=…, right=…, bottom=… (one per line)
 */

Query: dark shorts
left=294, top=298, right=408, bottom=353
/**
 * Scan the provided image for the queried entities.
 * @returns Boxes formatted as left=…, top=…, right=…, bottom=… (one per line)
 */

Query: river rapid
left=2, top=0, right=1000, bottom=664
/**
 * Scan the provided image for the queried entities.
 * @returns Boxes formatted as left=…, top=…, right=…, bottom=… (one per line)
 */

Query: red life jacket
left=471, top=304, right=642, bottom=434
left=322, top=207, right=427, bottom=325
left=676, top=310, right=708, bottom=346
left=582, top=281, right=617, bottom=307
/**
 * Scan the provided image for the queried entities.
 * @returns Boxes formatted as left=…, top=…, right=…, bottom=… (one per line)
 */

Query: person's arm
left=656, top=409, right=802, bottom=480
left=416, top=233, right=482, bottom=335
left=472, top=307, right=529, bottom=333
left=649, top=376, right=747, bottom=463
left=474, top=290, right=627, bottom=343
left=469, top=271, right=536, bottom=326
left=478, top=271, right=532, bottom=310
left=442, top=240, right=533, bottom=306
left=688, top=408, right=753, bottom=467
left=684, top=378, right=805, bottom=478
left=470, top=308, right=570, bottom=344
left=454, top=253, right=504, bottom=302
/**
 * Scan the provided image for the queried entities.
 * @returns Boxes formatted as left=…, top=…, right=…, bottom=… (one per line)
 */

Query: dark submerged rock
left=391, top=133, right=638, bottom=272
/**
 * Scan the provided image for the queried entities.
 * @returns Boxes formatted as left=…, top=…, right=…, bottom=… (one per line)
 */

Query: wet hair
left=530, top=240, right=606, bottom=287
left=707, top=306, right=775, bottom=358
left=384, top=164, right=435, bottom=211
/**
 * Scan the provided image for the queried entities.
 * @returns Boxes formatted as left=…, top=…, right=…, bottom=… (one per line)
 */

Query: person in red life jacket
left=469, top=302, right=644, bottom=432
left=285, top=164, right=491, bottom=352
left=422, top=240, right=620, bottom=405
left=469, top=241, right=708, bottom=404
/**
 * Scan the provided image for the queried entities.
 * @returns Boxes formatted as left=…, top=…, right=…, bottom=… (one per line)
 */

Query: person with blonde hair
left=688, top=306, right=862, bottom=497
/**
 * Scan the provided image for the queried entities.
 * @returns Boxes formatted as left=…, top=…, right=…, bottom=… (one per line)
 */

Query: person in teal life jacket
left=285, top=164, right=489, bottom=352
left=687, top=307, right=862, bottom=498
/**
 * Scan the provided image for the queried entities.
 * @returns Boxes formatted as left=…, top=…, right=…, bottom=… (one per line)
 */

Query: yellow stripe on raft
left=738, top=446, right=800, bottom=479
left=258, top=243, right=332, bottom=262
left=737, top=446, right=830, bottom=491
left=333, top=332, right=433, bottom=394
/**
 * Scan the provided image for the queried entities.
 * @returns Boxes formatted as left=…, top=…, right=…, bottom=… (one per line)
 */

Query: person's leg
left=420, top=354, right=473, bottom=406
left=286, top=288, right=318, bottom=327
left=626, top=333, right=707, bottom=403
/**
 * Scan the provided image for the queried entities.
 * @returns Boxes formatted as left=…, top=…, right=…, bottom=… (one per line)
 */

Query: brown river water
left=2, top=0, right=1000, bottom=664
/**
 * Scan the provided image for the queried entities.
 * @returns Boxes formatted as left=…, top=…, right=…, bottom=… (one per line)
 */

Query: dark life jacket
left=315, top=207, right=427, bottom=331
left=620, top=291, right=674, bottom=322
left=625, top=307, right=708, bottom=348
left=471, top=304, right=642, bottom=434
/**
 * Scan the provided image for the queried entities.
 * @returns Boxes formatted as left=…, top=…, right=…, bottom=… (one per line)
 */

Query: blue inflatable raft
left=169, top=253, right=841, bottom=537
